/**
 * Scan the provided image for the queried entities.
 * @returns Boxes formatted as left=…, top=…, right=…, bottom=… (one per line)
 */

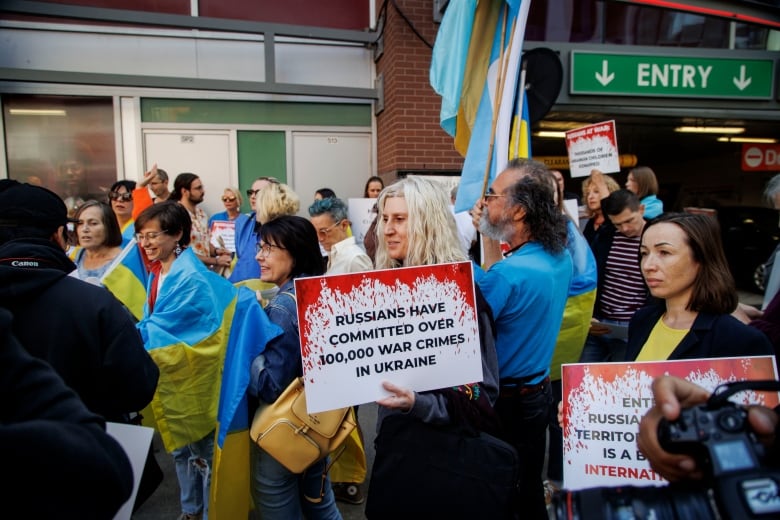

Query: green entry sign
left=571, top=52, right=774, bottom=99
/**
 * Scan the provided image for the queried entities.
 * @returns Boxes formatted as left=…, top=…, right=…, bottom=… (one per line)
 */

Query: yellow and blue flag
left=136, top=247, right=282, bottom=519
left=101, top=239, right=149, bottom=320
left=431, top=0, right=532, bottom=212
left=119, top=219, right=135, bottom=245
left=429, top=0, right=478, bottom=137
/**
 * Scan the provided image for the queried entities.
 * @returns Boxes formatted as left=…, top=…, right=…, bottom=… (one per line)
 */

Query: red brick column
left=374, top=0, right=464, bottom=182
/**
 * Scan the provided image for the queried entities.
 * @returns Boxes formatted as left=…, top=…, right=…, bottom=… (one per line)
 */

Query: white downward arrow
left=733, top=65, right=752, bottom=90
left=595, top=60, right=615, bottom=86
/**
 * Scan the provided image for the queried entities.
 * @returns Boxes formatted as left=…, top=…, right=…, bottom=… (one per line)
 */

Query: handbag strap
left=303, top=410, right=353, bottom=504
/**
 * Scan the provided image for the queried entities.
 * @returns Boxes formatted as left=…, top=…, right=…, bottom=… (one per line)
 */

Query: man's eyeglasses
left=483, top=189, right=506, bottom=202
left=135, top=230, right=169, bottom=242
left=108, top=192, right=133, bottom=202
left=221, top=196, right=237, bottom=203
left=316, top=220, right=343, bottom=237
left=256, top=242, right=286, bottom=257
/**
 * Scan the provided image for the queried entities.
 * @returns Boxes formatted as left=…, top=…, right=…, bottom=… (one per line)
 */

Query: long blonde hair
left=374, top=176, right=467, bottom=269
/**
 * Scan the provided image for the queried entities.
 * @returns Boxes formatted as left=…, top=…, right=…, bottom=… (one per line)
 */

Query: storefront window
left=3, top=95, right=117, bottom=217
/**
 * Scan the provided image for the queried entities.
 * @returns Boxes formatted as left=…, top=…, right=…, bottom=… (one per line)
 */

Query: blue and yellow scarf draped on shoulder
left=137, top=247, right=282, bottom=519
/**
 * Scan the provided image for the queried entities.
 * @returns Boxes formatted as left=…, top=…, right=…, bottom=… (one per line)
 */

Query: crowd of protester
left=1, top=161, right=779, bottom=520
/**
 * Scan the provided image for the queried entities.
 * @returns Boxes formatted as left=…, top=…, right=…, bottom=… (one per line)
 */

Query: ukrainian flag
left=550, top=220, right=598, bottom=381
left=101, top=239, right=149, bottom=320
left=430, top=0, right=532, bottom=212
left=136, top=247, right=282, bottom=519
left=119, top=219, right=135, bottom=245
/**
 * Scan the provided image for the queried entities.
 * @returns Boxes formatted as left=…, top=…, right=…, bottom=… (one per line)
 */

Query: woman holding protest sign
left=621, top=212, right=772, bottom=361
left=365, top=176, right=510, bottom=518
left=248, top=215, right=341, bottom=519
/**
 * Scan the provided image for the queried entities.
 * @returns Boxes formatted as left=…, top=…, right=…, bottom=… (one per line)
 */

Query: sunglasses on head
left=222, top=196, right=237, bottom=202
left=108, top=192, right=132, bottom=202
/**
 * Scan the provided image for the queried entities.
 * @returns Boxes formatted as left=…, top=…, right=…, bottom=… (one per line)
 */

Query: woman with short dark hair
left=622, top=212, right=772, bottom=361
left=248, top=215, right=340, bottom=519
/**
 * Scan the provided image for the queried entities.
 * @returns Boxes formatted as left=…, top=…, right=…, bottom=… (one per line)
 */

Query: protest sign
left=209, top=220, right=236, bottom=253
left=295, top=261, right=482, bottom=413
left=347, top=198, right=376, bottom=251
left=562, top=356, right=779, bottom=490
left=565, top=120, right=620, bottom=178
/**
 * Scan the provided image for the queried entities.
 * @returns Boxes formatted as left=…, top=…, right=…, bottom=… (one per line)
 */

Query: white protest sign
left=347, top=197, right=377, bottom=251
left=565, top=120, right=621, bottom=178
left=209, top=220, right=236, bottom=253
left=106, top=422, right=155, bottom=520
left=294, top=261, right=483, bottom=413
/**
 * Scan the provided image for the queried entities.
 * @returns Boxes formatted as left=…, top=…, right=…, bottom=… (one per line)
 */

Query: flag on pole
left=429, top=0, right=478, bottom=137
left=508, top=68, right=532, bottom=161
left=430, top=0, right=532, bottom=212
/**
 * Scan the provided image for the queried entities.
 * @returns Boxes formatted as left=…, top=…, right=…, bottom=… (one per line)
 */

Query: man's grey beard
left=479, top=210, right=510, bottom=242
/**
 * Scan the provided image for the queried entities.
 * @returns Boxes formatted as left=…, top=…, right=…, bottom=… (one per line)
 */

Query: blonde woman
left=582, top=169, right=620, bottom=247
left=366, top=176, right=502, bottom=517
left=255, top=182, right=300, bottom=225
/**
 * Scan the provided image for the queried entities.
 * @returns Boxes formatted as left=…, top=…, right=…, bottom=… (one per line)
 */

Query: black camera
left=550, top=380, right=780, bottom=519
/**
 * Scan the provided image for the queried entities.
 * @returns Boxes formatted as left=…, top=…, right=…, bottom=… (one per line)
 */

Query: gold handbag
left=250, top=376, right=357, bottom=473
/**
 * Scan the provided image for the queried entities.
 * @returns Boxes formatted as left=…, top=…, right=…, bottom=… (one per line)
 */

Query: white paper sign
left=294, top=262, right=483, bottom=412
left=210, top=220, right=236, bottom=253
left=106, top=422, right=155, bottom=520
left=347, top=197, right=377, bottom=251
left=565, top=120, right=621, bottom=178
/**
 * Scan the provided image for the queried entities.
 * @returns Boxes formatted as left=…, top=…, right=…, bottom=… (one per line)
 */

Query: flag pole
left=480, top=4, right=517, bottom=199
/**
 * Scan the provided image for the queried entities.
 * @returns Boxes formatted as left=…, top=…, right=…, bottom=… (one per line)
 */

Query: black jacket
left=0, top=238, right=159, bottom=422
left=622, top=303, right=775, bottom=361
left=0, top=307, right=133, bottom=518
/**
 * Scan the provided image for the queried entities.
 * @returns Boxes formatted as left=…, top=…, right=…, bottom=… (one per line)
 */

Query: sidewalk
left=132, top=404, right=378, bottom=520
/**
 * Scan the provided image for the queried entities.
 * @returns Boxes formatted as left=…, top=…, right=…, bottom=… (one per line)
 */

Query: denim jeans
left=578, top=319, right=630, bottom=362
left=250, top=442, right=342, bottom=520
left=172, top=432, right=214, bottom=518
left=496, top=380, right=553, bottom=520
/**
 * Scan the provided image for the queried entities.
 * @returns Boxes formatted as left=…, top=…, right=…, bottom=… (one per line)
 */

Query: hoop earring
left=175, top=244, right=183, bottom=257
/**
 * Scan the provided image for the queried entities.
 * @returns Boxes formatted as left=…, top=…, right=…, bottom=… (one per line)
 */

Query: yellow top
left=635, top=317, right=689, bottom=361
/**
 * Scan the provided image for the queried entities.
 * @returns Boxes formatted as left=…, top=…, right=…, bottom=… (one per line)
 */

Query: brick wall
left=374, top=0, right=463, bottom=182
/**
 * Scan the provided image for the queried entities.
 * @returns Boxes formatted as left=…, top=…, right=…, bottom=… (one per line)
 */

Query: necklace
left=503, top=241, right=528, bottom=257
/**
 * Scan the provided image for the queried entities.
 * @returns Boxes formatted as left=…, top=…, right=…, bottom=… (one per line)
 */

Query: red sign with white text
left=565, top=120, right=621, bottom=178
left=562, top=357, right=779, bottom=490
left=742, top=143, right=780, bottom=171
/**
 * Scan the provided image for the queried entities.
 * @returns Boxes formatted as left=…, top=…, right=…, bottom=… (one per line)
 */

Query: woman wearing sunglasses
left=108, top=180, right=137, bottom=244
left=207, top=188, right=249, bottom=267
left=209, top=187, right=244, bottom=227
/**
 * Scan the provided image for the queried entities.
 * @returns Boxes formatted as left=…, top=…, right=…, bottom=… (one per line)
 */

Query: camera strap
left=706, top=380, right=780, bottom=409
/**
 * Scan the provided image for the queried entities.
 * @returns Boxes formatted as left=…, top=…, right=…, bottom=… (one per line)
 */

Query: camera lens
left=551, top=485, right=716, bottom=520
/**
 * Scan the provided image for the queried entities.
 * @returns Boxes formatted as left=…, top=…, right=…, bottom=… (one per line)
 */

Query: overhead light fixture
left=717, top=136, right=777, bottom=143
left=534, top=131, right=567, bottom=139
left=8, top=108, right=67, bottom=116
left=674, top=126, right=744, bottom=134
